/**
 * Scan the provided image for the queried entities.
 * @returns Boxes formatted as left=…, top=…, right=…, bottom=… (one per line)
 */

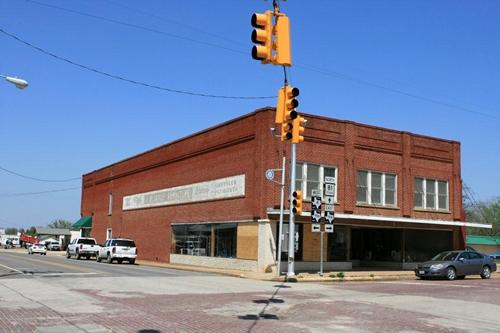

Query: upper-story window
left=414, top=177, right=448, bottom=211
left=295, top=162, right=337, bottom=199
left=356, top=170, right=397, bottom=207
left=108, top=192, right=113, bottom=216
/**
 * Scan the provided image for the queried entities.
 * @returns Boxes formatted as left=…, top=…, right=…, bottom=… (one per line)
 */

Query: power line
left=0, top=165, right=80, bottom=182
left=0, top=28, right=274, bottom=100
left=0, top=186, right=81, bottom=198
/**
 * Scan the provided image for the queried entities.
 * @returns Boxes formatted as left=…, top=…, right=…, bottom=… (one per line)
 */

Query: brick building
left=81, top=108, right=487, bottom=272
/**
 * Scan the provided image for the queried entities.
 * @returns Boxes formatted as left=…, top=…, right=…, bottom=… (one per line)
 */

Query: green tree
left=5, top=227, right=18, bottom=235
left=25, top=226, right=37, bottom=235
left=466, top=197, right=500, bottom=237
left=47, top=219, right=72, bottom=229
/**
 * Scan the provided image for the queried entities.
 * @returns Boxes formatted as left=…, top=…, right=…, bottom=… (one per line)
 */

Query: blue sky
left=1, top=0, right=499, bottom=229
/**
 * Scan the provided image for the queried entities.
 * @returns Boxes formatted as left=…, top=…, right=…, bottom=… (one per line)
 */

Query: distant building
left=36, top=228, right=71, bottom=248
left=467, top=235, right=500, bottom=255
left=81, top=108, right=490, bottom=272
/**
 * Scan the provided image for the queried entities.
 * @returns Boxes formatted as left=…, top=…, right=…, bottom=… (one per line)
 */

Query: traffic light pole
left=287, top=142, right=297, bottom=278
left=277, top=156, right=286, bottom=276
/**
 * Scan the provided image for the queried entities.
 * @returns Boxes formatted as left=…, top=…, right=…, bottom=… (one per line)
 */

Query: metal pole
left=277, top=156, right=286, bottom=276
left=287, top=143, right=297, bottom=278
left=320, top=231, right=324, bottom=276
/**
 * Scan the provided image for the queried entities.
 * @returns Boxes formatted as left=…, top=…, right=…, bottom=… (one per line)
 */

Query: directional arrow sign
left=311, top=210, right=321, bottom=224
left=325, top=196, right=335, bottom=205
left=311, top=196, right=322, bottom=210
left=324, top=211, right=334, bottom=224
left=325, top=224, right=334, bottom=233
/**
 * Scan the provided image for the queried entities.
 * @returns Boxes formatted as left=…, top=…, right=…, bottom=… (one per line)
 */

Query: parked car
left=415, top=250, right=497, bottom=280
left=28, top=243, right=47, bottom=255
left=490, top=253, right=500, bottom=260
left=96, top=238, right=137, bottom=264
left=47, top=241, right=61, bottom=251
left=66, top=237, right=99, bottom=260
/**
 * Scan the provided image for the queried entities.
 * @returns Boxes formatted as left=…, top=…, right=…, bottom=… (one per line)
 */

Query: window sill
left=356, top=203, right=400, bottom=210
left=414, top=208, right=451, bottom=214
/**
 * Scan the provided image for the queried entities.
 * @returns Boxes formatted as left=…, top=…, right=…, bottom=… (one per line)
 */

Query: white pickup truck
left=96, top=238, right=137, bottom=264
left=66, top=237, right=99, bottom=260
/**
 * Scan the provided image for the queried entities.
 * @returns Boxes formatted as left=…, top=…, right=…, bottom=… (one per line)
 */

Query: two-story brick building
left=81, top=108, right=488, bottom=272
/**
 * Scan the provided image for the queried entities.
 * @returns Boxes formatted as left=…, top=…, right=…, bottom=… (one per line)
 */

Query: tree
left=5, top=227, right=18, bottom=235
left=25, top=226, right=37, bottom=235
left=465, top=196, right=500, bottom=237
left=47, top=219, right=72, bottom=229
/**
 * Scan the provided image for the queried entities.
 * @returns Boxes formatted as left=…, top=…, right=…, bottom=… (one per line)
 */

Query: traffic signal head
left=284, top=86, right=299, bottom=121
left=292, top=116, right=306, bottom=144
left=281, top=120, right=293, bottom=141
left=292, top=190, right=303, bottom=215
left=251, top=11, right=273, bottom=63
left=273, top=14, right=292, bottom=66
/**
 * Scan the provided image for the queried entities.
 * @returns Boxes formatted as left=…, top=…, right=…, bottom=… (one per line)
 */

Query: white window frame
left=356, top=170, right=397, bottom=207
left=108, top=192, right=113, bottom=216
left=106, top=228, right=112, bottom=240
left=296, top=162, right=338, bottom=201
left=414, top=177, right=449, bottom=211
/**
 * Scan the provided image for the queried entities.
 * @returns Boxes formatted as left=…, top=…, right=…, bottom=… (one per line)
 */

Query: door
left=106, top=228, right=112, bottom=240
left=467, top=251, right=484, bottom=274
left=456, top=252, right=471, bottom=275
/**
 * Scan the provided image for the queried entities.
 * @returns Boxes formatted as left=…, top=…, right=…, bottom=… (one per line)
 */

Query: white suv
left=96, top=238, right=137, bottom=264
left=67, top=237, right=99, bottom=260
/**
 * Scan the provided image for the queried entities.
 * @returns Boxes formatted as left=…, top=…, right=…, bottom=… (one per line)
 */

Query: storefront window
left=172, top=223, right=237, bottom=258
left=327, top=226, right=347, bottom=261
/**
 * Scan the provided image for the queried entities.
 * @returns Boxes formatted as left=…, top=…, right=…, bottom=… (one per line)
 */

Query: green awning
left=467, top=235, right=500, bottom=246
left=72, top=216, right=92, bottom=230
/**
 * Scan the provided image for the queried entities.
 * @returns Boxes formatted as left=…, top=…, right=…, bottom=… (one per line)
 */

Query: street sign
left=324, top=183, right=335, bottom=196
left=311, top=196, right=322, bottom=210
left=325, top=196, right=335, bottom=205
left=324, top=176, right=335, bottom=184
left=325, top=224, right=334, bottom=233
left=312, top=224, right=321, bottom=233
left=311, top=209, right=321, bottom=224
left=324, top=211, right=334, bottom=224
left=311, top=189, right=322, bottom=197
left=265, top=169, right=275, bottom=181
left=325, top=204, right=334, bottom=211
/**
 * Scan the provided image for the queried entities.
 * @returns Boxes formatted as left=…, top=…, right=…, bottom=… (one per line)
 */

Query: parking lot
left=1, top=249, right=499, bottom=332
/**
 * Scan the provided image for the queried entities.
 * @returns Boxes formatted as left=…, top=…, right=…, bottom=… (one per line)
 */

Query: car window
left=432, top=251, right=460, bottom=261
left=468, top=252, right=482, bottom=259
left=458, top=252, right=470, bottom=260
left=111, top=240, right=136, bottom=247
left=77, top=238, right=96, bottom=245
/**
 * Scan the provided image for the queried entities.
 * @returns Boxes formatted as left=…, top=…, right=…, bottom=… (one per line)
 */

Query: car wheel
left=96, top=255, right=101, bottom=263
left=129, top=259, right=135, bottom=265
left=445, top=267, right=456, bottom=280
left=66, top=251, right=71, bottom=259
left=44, top=253, right=47, bottom=256
left=76, top=250, right=81, bottom=260
left=106, top=253, right=113, bottom=264
left=480, top=266, right=491, bottom=279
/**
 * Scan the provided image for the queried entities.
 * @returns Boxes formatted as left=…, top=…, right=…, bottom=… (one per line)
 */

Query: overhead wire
left=20, top=0, right=500, bottom=119
left=0, top=165, right=80, bottom=182
left=0, top=186, right=81, bottom=198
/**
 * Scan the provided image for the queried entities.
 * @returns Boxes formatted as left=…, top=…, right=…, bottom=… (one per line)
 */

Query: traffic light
left=281, top=120, right=293, bottom=141
left=275, top=85, right=299, bottom=123
left=251, top=11, right=273, bottom=63
left=273, top=14, right=292, bottom=66
left=292, top=190, right=303, bottom=215
left=292, top=116, right=306, bottom=144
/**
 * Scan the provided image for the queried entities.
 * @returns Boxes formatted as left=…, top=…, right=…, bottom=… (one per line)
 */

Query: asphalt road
left=1, top=249, right=500, bottom=333
left=0, top=249, right=209, bottom=279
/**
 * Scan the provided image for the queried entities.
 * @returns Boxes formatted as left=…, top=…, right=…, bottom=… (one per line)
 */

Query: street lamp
left=1, top=75, right=28, bottom=89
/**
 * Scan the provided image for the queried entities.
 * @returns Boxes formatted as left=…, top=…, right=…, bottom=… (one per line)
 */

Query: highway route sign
left=311, top=196, right=322, bottom=210
left=311, top=210, right=321, bottom=224
left=325, top=211, right=334, bottom=224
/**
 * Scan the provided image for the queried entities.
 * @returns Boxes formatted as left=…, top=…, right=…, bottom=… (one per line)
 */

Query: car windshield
left=78, top=239, right=96, bottom=245
left=35, top=244, right=45, bottom=247
left=51, top=242, right=59, bottom=244
left=432, top=251, right=460, bottom=261
left=112, top=240, right=135, bottom=247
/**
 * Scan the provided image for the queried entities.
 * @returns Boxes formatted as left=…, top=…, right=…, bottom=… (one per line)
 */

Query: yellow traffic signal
left=292, top=190, right=303, bottom=215
left=292, top=116, right=306, bottom=144
left=276, top=85, right=298, bottom=123
left=275, top=86, right=286, bottom=124
left=251, top=11, right=273, bottom=63
left=281, top=120, right=293, bottom=141
left=273, top=14, right=292, bottom=66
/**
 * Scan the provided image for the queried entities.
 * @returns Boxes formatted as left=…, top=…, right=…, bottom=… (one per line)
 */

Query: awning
left=467, top=235, right=500, bottom=245
left=72, top=216, right=92, bottom=230
left=266, top=208, right=492, bottom=229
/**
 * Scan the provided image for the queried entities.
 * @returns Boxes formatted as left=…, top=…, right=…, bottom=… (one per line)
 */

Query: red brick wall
left=81, top=108, right=462, bottom=261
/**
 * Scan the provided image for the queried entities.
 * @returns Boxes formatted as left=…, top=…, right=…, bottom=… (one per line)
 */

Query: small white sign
left=312, top=224, right=321, bottom=233
left=265, top=169, right=275, bottom=181
left=325, top=184, right=335, bottom=196
left=311, top=189, right=322, bottom=197
left=324, top=176, right=336, bottom=184
left=325, top=224, right=334, bottom=233
left=325, top=204, right=334, bottom=212
left=325, top=196, right=335, bottom=205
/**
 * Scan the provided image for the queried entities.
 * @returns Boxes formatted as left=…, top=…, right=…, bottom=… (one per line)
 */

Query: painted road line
left=35, top=272, right=98, bottom=277
left=0, top=252, right=95, bottom=273
left=0, top=262, right=23, bottom=274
